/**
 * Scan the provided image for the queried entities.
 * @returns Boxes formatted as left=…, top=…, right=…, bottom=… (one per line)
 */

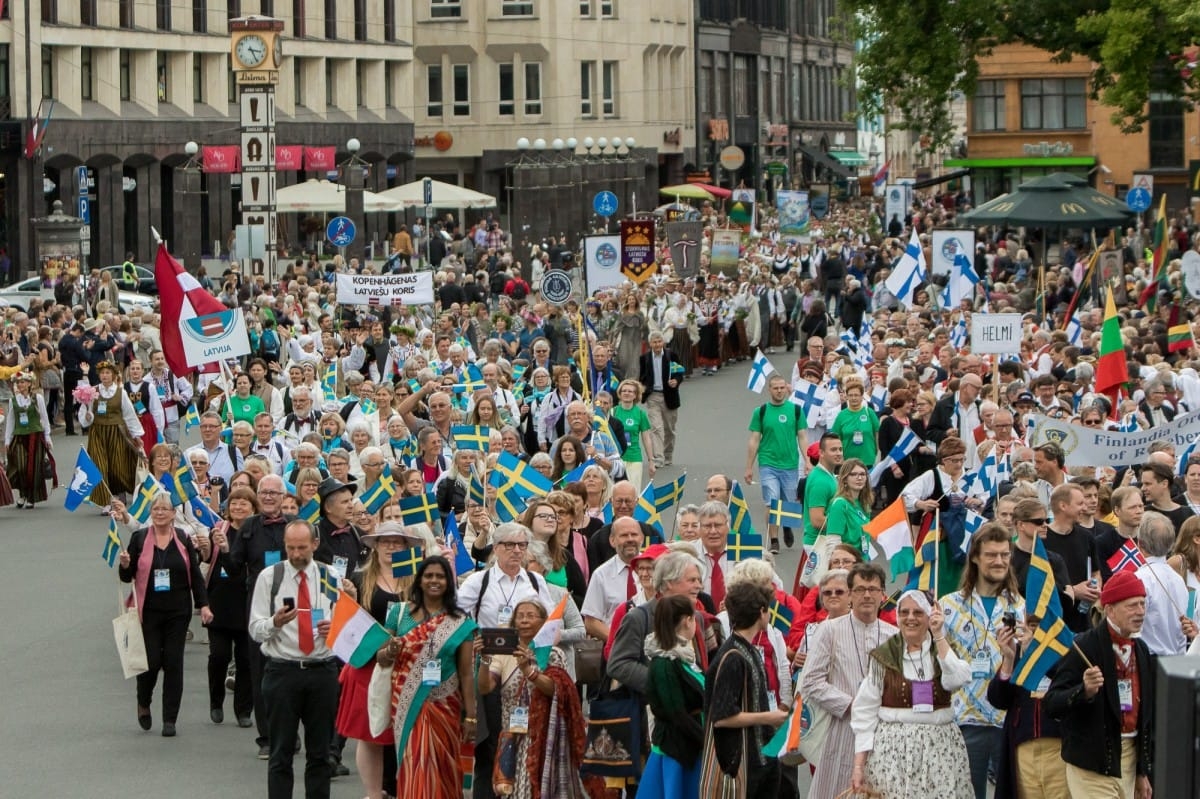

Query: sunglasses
left=1022, top=517, right=1048, bottom=525
left=821, top=588, right=848, bottom=597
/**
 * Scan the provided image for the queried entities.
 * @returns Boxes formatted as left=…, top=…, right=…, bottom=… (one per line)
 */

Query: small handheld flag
left=398, top=492, right=439, bottom=527
left=768, top=499, right=805, bottom=529
left=653, top=473, right=687, bottom=513
left=531, top=594, right=569, bottom=668
left=163, top=466, right=198, bottom=508
left=326, top=590, right=391, bottom=668
left=767, top=598, right=794, bottom=634
left=1106, top=539, right=1146, bottom=575
left=728, top=480, right=755, bottom=537
left=322, top=362, right=338, bottom=404
left=632, top=482, right=664, bottom=536
left=190, top=496, right=222, bottom=529
left=468, top=466, right=487, bottom=507
left=298, top=498, right=321, bottom=524
left=391, top=547, right=425, bottom=579
left=183, top=404, right=201, bottom=433
left=445, top=511, right=476, bottom=576
left=128, top=475, right=166, bottom=525
left=102, top=519, right=122, bottom=567
left=864, top=497, right=915, bottom=578
left=65, top=448, right=104, bottom=511
left=1013, top=536, right=1075, bottom=690
left=727, top=532, right=765, bottom=561
left=747, top=349, right=777, bottom=393
left=359, top=464, right=397, bottom=515
left=451, top=425, right=491, bottom=452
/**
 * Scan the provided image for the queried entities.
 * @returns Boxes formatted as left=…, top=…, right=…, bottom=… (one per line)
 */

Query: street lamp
left=342, top=136, right=365, bottom=263
left=176, top=140, right=203, bottom=270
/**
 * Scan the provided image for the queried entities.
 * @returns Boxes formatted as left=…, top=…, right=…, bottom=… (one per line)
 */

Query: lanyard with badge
left=16, top=395, right=29, bottom=427
left=495, top=575, right=521, bottom=627
left=963, top=596, right=1002, bottom=680
left=421, top=623, right=442, bottom=687
left=153, top=542, right=172, bottom=592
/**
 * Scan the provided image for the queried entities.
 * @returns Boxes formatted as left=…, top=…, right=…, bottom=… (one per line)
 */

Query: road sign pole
left=425, top=204, right=432, bottom=268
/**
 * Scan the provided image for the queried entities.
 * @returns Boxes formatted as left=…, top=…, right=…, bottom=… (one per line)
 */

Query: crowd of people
left=3, top=192, right=1200, bottom=799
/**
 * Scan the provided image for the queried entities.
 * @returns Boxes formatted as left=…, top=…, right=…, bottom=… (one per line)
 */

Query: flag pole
left=1072, top=641, right=1095, bottom=670
left=933, top=507, right=940, bottom=599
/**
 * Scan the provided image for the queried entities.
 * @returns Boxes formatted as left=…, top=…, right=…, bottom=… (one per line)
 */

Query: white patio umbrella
left=274, top=179, right=404, bottom=213
left=378, top=178, right=497, bottom=209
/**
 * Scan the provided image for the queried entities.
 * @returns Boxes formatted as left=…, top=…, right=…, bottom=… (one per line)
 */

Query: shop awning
left=912, top=169, right=972, bottom=190
left=944, top=156, right=1096, bottom=169
left=796, top=145, right=853, bottom=178
left=828, top=149, right=868, bottom=167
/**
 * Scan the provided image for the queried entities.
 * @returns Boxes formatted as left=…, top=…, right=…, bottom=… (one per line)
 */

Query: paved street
left=0, top=351, right=808, bottom=797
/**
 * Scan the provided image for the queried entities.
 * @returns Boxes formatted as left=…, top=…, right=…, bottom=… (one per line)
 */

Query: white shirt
left=248, top=560, right=337, bottom=661
left=251, top=438, right=289, bottom=474
left=901, top=467, right=988, bottom=513
left=185, top=441, right=242, bottom=484
left=581, top=555, right=639, bottom=625
left=1136, top=558, right=1190, bottom=655
left=456, top=564, right=556, bottom=627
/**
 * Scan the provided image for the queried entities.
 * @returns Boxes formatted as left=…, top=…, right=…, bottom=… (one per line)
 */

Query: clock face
left=273, top=37, right=283, bottom=67
left=235, top=34, right=268, bottom=69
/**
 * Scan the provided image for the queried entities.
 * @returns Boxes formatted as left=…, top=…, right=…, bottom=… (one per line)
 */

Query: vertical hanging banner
left=776, top=190, right=811, bottom=238
left=202, top=145, right=241, bottom=173
left=620, top=219, right=657, bottom=284
left=729, top=188, right=757, bottom=233
left=584, top=235, right=623, bottom=292
left=710, top=229, right=742, bottom=271
left=667, top=221, right=703, bottom=278
left=304, top=146, right=336, bottom=171
left=930, top=230, right=975, bottom=277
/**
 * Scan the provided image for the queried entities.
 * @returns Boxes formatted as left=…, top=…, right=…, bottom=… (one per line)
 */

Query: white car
left=0, top=276, right=157, bottom=313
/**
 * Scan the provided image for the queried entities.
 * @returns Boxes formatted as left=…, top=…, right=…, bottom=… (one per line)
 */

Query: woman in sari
left=377, top=555, right=478, bottom=799
left=478, top=598, right=604, bottom=799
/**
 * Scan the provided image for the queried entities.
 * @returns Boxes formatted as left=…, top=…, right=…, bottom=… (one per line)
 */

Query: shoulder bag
left=113, top=587, right=149, bottom=679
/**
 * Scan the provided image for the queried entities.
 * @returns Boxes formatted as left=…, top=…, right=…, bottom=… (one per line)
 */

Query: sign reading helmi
left=971, top=314, right=1022, bottom=354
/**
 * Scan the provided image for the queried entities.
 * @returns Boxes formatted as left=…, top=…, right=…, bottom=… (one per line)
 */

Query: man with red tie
left=249, top=519, right=353, bottom=799
left=581, top=517, right=645, bottom=640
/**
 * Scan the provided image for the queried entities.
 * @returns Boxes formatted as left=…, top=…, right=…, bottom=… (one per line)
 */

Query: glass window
left=158, top=52, right=168, bottom=103
left=524, top=62, right=541, bottom=115
left=1020, top=78, right=1085, bottom=130
left=325, top=0, right=337, bottom=38
left=502, top=0, right=533, bottom=15
left=733, top=54, right=751, bottom=116
left=427, top=64, right=443, bottom=116
left=294, top=58, right=304, bottom=106
left=228, top=0, right=240, bottom=16
left=157, top=0, right=172, bottom=29
left=972, top=79, right=1005, bottom=131
left=453, top=64, right=470, bottom=116
left=193, top=0, right=207, bottom=33
left=42, top=0, right=58, bottom=24
left=498, top=63, right=514, bottom=116
left=384, top=0, right=396, bottom=41
left=193, top=53, right=204, bottom=103
left=386, top=62, right=397, bottom=107
left=120, top=0, right=134, bottom=28
left=1149, top=92, right=1185, bottom=169
left=580, top=61, right=594, bottom=116
left=81, top=1, right=97, bottom=26
left=600, top=0, right=614, bottom=16
left=41, top=47, right=53, bottom=101
left=602, top=60, right=616, bottom=116
left=430, top=0, right=462, bottom=18
left=355, top=0, right=367, bottom=41
left=120, top=49, right=131, bottom=101
left=293, top=0, right=306, bottom=37
left=356, top=60, right=366, bottom=107
left=698, top=51, right=712, bottom=115
left=714, top=52, right=728, bottom=116
left=325, top=59, right=334, bottom=107
left=81, top=48, right=94, bottom=101
left=790, top=63, right=800, bottom=120
left=579, top=0, right=590, bottom=14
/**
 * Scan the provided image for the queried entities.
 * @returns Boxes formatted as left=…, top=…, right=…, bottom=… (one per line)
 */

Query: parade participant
left=558, top=400, right=622, bottom=480
left=831, top=376, right=880, bottom=468
left=248, top=520, right=347, bottom=799
left=802, top=562, right=897, bottom=799
left=746, top=374, right=807, bottom=553
left=314, top=476, right=363, bottom=578
left=581, top=516, right=646, bottom=640
left=185, top=411, right=243, bottom=484
left=639, top=330, right=682, bottom=468
left=928, top=372, right=984, bottom=470
left=277, top=385, right=320, bottom=440
left=78, top=360, right=144, bottom=508
left=549, top=435, right=585, bottom=483
left=700, top=581, right=788, bottom=797
left=1140, top=460, right=1194, bottom=531
left=1168, top=515, right=1200, bottom=607
left=611, top=377, right=655, bottom=486
left=526, top=494, right=587, bottom=604
left=793, top=547, right=864, bottom=659
left=538, top=365, right=582, bottom=447
left=704, top=473, right=733, bottom=504
left=1041, top=484, right=1099, bottom=630
left=876, top=388, right=919, bottom=505
left=204, top=486, right=257, bottom=728
left=940, top=521, right=1024, bottom=799
left=803, top=433, right=844, bottom=547
left=1095, top=486, right=1145, bottom=582
left=1133, top=511, right=1194, bottom=655
left=250, top=412, right=288, bottom=475
left=375, top=554, right=478, bottom=799
left=222, top=371, right=266, bottom=426
left=435, top=447, right=477, bottom=519
left=1044, top=571, right=1155, bottom=799
left=823, top=459, right=873, bottom=557
left=146, top=350, right=191, bottom=445
left=4, top=370, right=54, bottom=509
left=850, top=590, right=974, bottom=799
left=118, top=493, right=213, bottom=736
left=585, top=479, right=660, bottom=569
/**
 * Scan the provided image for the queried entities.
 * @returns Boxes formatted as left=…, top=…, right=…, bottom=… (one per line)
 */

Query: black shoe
left=328, top=756, right=349, bottom=777
left=210, top=708, right=224, bottom=724
left=783, top=526, right=795, bottom=548
left=162, top=722, right=177, bottom=737
left=770, top=538, right=780, bottom=554
left=257, top=744, right=271, bottom=760
left=236, top=714, right=253, bottom=728
left=138, top=706, right=152, bottom=731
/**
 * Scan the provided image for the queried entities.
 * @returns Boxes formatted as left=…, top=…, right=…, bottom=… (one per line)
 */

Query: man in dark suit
left=639, top=331, right=682, bottom=467
left=1044, top=571, right=1155, bottom=799
left=1137, top=376, right=1176, bottom=428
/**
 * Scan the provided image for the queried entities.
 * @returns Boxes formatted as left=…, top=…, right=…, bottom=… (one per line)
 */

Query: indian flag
left=864, top=497, right=915, bottom=578
left=325, top=590, right=391, bottom=668
left=1168, top=323, right=1193, bottom=353
left=763, top=694, right=805, bottom=764
left=531, top=594, right=568, bottom=669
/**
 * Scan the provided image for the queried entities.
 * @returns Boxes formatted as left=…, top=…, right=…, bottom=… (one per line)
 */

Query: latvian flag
left=155, top=242, right=229, bottom=376
left=1107, top=539, right=1147, bottom=576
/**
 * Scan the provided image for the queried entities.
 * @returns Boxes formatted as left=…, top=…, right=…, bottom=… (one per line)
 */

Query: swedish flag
left=904, top=526, right=941, bottom=592
left=183, top=404, right=201, bottom=433
left=461, top=364, right=487, bottom=394
left=162, top=466, right=198, bottom=508
left=488, top=451, right=552, bottom=498
left=728, top=481, right=755, bottom=538
left=653, top=474, right=687, bottom=513
left=102, top=519, right=122, bottom=568
left=399, top=492, right=438, bottom=526
left=592, top=412, right=614, bottom=439
left=360, top=398, right=378, bottom=416
left=316, top=563, right=340, bottom=604
left=633, top=482, right=664, bottom=536
left=322, top=362, right=338, bottom=403
left=128, top=475, right=166, bottom=525
left=360, top=465, right=397, bottom=515
left=727, top=532, right=765, bottom=561
left=298, top=498, right=321, bottom=524
left=670, top=361, right=686, bottom=378
left=768, top=499, right=805, bottom=529
left=451, top=425, right=491, bottom=452
left=468, top=466, right=487, bottom=507
left=391, top=546, right=425, bottom=579
left=767, top=598, right=794, bottom=634
left=493, top=486, right=528, bottom=524
left=1013, top=536, right=1074, bottom=690
left=511, top=363, right=527, bottom=384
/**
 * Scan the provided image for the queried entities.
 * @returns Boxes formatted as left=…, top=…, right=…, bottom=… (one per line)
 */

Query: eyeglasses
left=360, top=461, right=384, bottom=468
left=497, top=541, right=529, bottom=550
left=533, top=513, right=559, bottom=522
left=258, top=490, right=284, bottom=497
left=1083, top=419, right=1102, bottom=426
left=1021, top=517, right=1048, bottom=525
left=821, top=588, right=848, bottom=597
left=851, top=586, right=882, bottom=595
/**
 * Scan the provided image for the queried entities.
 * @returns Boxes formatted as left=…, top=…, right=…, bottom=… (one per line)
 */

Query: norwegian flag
left=154, top=242, right=229, bottom=375
left=1107, top=539, right=1147, bottom=575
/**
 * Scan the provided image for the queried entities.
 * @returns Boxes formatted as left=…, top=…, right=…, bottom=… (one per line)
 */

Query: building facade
left=407, top=0, right=695, bottom=245
left=950, top=43, right=1200, bottom=208
left=694, top=0, right=859, bottom=199
left=2, top=1, right=416, bottom=275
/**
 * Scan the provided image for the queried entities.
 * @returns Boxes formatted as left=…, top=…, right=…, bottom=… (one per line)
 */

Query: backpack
left=472, top=568, right=542, bottom=619
left=510, top=280, right=528, bottom=301
left=268, top=560, right=335, bottom=613
left=756, top=402, right=803, bottom=438
left=259, top=328, right=280, bottom=361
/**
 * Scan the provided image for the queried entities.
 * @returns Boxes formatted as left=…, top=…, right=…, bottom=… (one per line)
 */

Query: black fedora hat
left=317, top=476, right=357, bottom=510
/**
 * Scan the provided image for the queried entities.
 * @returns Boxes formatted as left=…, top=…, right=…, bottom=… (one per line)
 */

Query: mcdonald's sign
left=1190, top=160, right=1200, bottom=198
left=1059, top=202, right=1087, bottom=214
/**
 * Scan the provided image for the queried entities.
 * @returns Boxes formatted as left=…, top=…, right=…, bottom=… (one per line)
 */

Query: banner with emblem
left=667, top=221, right=703, bottom=279
left=584, top=235, right=623, bottom=291
left=710, top=229, right=742, bottom=272
left=729, top=188, right=756, bottom=233
left=180, top=308, right=253, bottom=368
left=776, top=190, right=811, bottom=238
left=1031, top=408, right=1200, bottom=468
left=620, top=219, right=657, bottom=284
left=335, top=272, right=435, bottom=306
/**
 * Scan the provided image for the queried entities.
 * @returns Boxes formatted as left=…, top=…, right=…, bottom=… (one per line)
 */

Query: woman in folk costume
left=78, top=360, right=144, bottom=507
left=4, top=370, right=56, bottom=508
left=125, top=359, right=165, bottom=457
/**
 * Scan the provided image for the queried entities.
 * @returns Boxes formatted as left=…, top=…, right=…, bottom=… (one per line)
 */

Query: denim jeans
left=959, top=723, right=1002, bottom=799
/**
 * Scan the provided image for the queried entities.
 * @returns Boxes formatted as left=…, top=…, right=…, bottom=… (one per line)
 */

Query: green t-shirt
left=831, top=405, right=880, bottom=466
left=803, top=464, right=838, bottom=545
left=749, top=401, right=802, bottom=470
left=611, top=403, right=653, bottom=462
left=224, top=393, right=266, bottom=425
left=825, top=495, right=871, bottom=553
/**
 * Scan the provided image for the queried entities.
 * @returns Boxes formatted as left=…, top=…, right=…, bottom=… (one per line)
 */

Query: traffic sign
left=78, top=197, right=90, bottom=224
left=326, top=216, right=356, bottom=247
left=593, top=191, right=618, bottom=217
left=1132, top=173, right=1154, bottom=194
left=75, top=165, right=89, bottom=196
left=540, top=269, right=573, bottom=305
left=81, top=240, right=91, bottom=256
left=80, top=225, right=90, bottom=240
left=423, top=177, right=433, bottom=206
left=1126, top=187, right=1151, bottom=213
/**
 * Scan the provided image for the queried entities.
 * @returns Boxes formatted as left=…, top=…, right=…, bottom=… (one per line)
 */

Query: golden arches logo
left=1060, top=202, right=1087, bottom=214
left=991, top=201, right=1016, bottom=212
left=1192, top=167, right=1200, bottom=191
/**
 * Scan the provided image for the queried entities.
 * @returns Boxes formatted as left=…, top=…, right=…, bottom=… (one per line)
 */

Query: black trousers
left=208, top=625, right=253, bottom=717
left=249, top=640, right=270, bottom=746
left=63, top=369, right=83, bottom=434
left=262, top=657, right=339, bottom=799
left=136, top=608, right=191, bottom=724
left=473, top=690, right=502, bottom=799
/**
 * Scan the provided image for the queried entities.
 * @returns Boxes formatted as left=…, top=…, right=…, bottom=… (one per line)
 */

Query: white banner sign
left=584, top=235, right=624, bottom=292
left=885, top=184, right=906, bottom=229
left=1033, top=409, right=1200, bottom=468
left=182, top=308, right=253, bottom=368
left=971, top=313, right=1022, bottom=354
left=930, top=229, right=975, bottom=277
left=335, top=272, right=434, bottom=306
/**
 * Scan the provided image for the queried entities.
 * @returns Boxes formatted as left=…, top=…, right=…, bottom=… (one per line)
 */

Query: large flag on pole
left=1013, top=536, right=1075, bottom=690
left=1139, top=194, right=1170, bottom=312
left=884, top=230, right=927, bottom=307
left=154, top=241, right=229, bottom=376
left=863, top=497, right=914, bottom=578
left=1094, top=290, right=1128, bottom=408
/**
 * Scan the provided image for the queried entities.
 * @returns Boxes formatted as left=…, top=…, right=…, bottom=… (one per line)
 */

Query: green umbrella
left=960, top=175, right=1131, bottom=227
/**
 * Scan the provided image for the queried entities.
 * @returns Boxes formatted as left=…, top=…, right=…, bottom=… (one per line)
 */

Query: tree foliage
left=844, top=0, right=1200, bottom=148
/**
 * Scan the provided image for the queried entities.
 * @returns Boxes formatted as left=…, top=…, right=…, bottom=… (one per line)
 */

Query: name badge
left=509, top=706, right=529, bottom=734
left=852, top=431, right=864, bottom=446
left=329, top=557, right=348, bottom=581
left=1118, top=679, right=1133, bottom=712
left=422, top=660, right=442, bottom=686
left=18, top=412, right=29, bottom=426
left=1033, top=676, right=1052, bottom=697
left=97, top=401, right=108, bottom=415
left=157, top=385, right=167, bottom=398
left=766, top=690, right=778, bottom=713
left=311, top=608, right=325, bottom=624
left=134, top=400, right=147, bottom=415
left=497, top=605, right=514, bottom=626
left=153, top=568, right=171, bottom=592
left=971, top=649, right=992, bottom=680
left=911, top=679, right=935, bottom=713
left=264, top=550, right=282, bottom=567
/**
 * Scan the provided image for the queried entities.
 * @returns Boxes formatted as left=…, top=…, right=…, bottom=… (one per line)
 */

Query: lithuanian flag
left=1168, top=323, right=1194, bottom=353
left=1140, top=194, right=1170, bottom=312
left=1094, top=290, right=1128, bottom=405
